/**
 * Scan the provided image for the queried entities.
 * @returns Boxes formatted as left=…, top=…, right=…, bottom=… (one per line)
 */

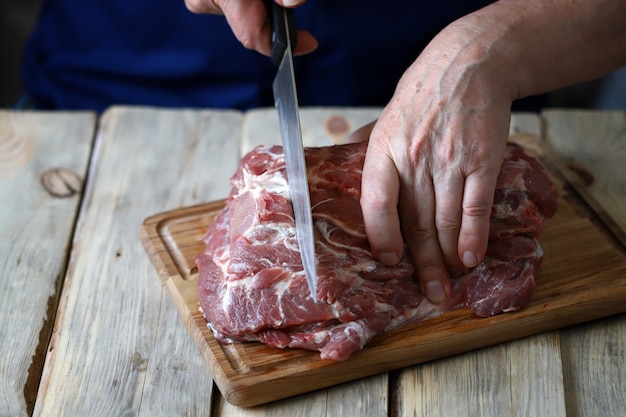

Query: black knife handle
left=265, top=0, right=297, bottom=67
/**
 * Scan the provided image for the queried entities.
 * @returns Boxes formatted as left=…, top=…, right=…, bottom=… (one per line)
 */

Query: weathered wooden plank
left=543, top=109, right=626, bottom=240
left=214, top=374, right=389, bottom=417
left=508, top=112, right=541, bottom=136
left=560, top=315, right=626, bottom=417
left=393, top=333, right=566, bottom=417
left=543, top=109, right=626, bottom=417
left=0, top=111, right=95, bottom=417
left=392, top=113, right=567, bottom=417
left=242, top=107, right=382, bottom=151
left=33, top=107, right=241, bottom=417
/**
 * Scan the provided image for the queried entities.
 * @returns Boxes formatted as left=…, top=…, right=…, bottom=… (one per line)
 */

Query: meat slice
left=196, top=141, right=557, bottom=361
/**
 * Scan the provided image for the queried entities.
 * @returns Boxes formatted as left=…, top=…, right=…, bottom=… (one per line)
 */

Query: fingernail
left=425, top=281, right=446, bottom=304
left=379, top=252, right=399, bottom=266
left=463, top=251, right=478, bottom=268
left=282, top=0, right=302, bottom=6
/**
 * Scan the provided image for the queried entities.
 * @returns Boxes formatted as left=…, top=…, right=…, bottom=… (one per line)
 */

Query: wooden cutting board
left=140, top=138, right=626, bottom=407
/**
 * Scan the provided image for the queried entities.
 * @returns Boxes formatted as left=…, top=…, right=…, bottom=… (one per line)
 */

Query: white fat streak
left=248, top=222, right=299, bottom=252
left=341, top=320, right=376, bottom=347
left=501, top=156, right=531, bottom=192
left=311, top=197, right=333, bottom=211
left=316, top=221, right=369, bottom=255
left=222, top=284, right=234, bottom=314
left=210, top=247, right=235, bottom=313
left=213, top=246, right=230, bottom=268
left=314, top=330, right=332, bottom=344
left=218, top=266, right=309, bottom=328
left=492, top=203, right=514, bottom=219
left=270, top=270, right=307, bottom=327
left=210, top=147, right=304, bottom=327
left=235, top=153, right=302, bottom=251
left=236, top=160, right=290, bottom=199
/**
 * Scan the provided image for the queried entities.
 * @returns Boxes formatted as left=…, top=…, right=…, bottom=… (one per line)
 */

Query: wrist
left=444, top=0, right=626, bottom=100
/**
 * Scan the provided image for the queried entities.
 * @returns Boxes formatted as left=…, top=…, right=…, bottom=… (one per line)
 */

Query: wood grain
left=0, top=110, right=95, bottom=417
left=242, top=107, right=382, bottom=151
left=214, top=374, right=389, bottom=417
left=33, top=107, right=241, bottom=417
left=544, top=110, right=626, bottom=220
left=544, top=110, right=626, bottom=245
left=543, top=109, right=626, bottom=417
left=393, top=332, right=566, bottom=417
left=140, top=127, right=626, bottom=407
left=0, top=112, right=37, bottom=180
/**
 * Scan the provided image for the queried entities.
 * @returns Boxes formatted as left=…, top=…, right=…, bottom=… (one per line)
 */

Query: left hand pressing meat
left=356, top=14, right=513, bottom=304
left=357, top=0, right=626, bottom=304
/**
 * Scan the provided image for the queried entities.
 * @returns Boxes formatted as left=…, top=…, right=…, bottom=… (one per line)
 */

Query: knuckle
left=184, top=0, right=216, bottom=14
left=360, top=190, right=397, bottom=216
left=402, top=221, right=435, bottom=244
left=234, top=25, right=265, bottom=51
left=435, top=215, right=460, bottom=233
left=462, top=200, right=493, bottom=219
left=238, top=34, right=257, bottom=50
left=183, top=0, right=200, bottom=13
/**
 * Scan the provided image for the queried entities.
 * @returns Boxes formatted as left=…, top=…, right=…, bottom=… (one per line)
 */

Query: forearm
left=436, top=0, right=626, bottom=101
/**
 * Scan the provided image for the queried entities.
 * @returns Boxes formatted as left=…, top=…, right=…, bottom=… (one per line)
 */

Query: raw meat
left=196, top=141, right=557, bottom=361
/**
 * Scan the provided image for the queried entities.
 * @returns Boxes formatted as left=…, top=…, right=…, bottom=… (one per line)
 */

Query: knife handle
left=265, top=0, right=297, bottom=67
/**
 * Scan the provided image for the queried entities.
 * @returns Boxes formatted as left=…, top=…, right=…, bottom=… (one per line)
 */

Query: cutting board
left=140, top=137, right=626, bottom=407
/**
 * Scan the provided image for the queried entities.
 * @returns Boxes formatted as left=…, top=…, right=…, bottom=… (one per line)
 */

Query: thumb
left=347, top=121, right=376, bottom=144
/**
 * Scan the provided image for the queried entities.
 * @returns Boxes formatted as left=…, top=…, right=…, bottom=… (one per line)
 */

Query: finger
left=269, top=0, right=317, bottom=55
left=346, top=121, right=376, bottom=144
left=360, top=145, right=404, bottom=267
left=433, top=173, right=466, bottom=277
left=185, top=0, right=223, bottom=14
left=400, top=172, right=452, bottom=304
left=275, top=0, right=307, bottom=7
left=458, top=166, right=500, bottom=268
left=293, top=30, right=319, bottom=56
left=187, top=0, right=317, bottom=56
left=219, top=1, right=273, bottom=55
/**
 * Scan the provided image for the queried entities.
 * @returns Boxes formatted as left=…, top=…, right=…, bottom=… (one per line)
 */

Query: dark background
left=2, top=1, right=625, bottom=110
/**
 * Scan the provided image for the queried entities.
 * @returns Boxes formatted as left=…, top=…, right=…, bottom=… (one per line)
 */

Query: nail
left=379, top=252, right=399, bottom=266
left=425, top=281, right=447, bottom=304
left=282, top=0, right=303, bottom=6
left=462, top=251, right=478, bottom=268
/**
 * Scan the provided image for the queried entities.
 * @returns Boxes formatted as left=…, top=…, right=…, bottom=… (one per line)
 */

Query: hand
left=184, top=0, right=318, bottom=56
left=357, top=18, right=515, bottom=304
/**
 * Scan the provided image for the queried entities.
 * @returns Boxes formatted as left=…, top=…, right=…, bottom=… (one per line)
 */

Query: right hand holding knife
left=184, top=0, right=317, bottom=57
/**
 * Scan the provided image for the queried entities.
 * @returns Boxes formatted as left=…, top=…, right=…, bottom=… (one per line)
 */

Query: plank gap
left=29, top=114, right=100, bottom=416
left=23, top=271, right=63, bottom=417
left=388, top=369, right=402, bottom=417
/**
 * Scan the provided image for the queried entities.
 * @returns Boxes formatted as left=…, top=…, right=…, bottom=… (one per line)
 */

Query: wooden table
left=1, top=107, right=625, bottom=417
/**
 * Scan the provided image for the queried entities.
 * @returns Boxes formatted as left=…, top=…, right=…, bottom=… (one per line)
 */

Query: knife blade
left=266, top=2, right=318, bottom=301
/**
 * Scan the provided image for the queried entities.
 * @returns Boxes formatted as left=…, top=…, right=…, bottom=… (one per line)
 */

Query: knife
left=266, top=1, right=318, bottom=301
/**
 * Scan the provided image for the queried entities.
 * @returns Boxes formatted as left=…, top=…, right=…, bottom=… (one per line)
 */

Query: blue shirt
left=22, top=0, right=513, bottom=112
